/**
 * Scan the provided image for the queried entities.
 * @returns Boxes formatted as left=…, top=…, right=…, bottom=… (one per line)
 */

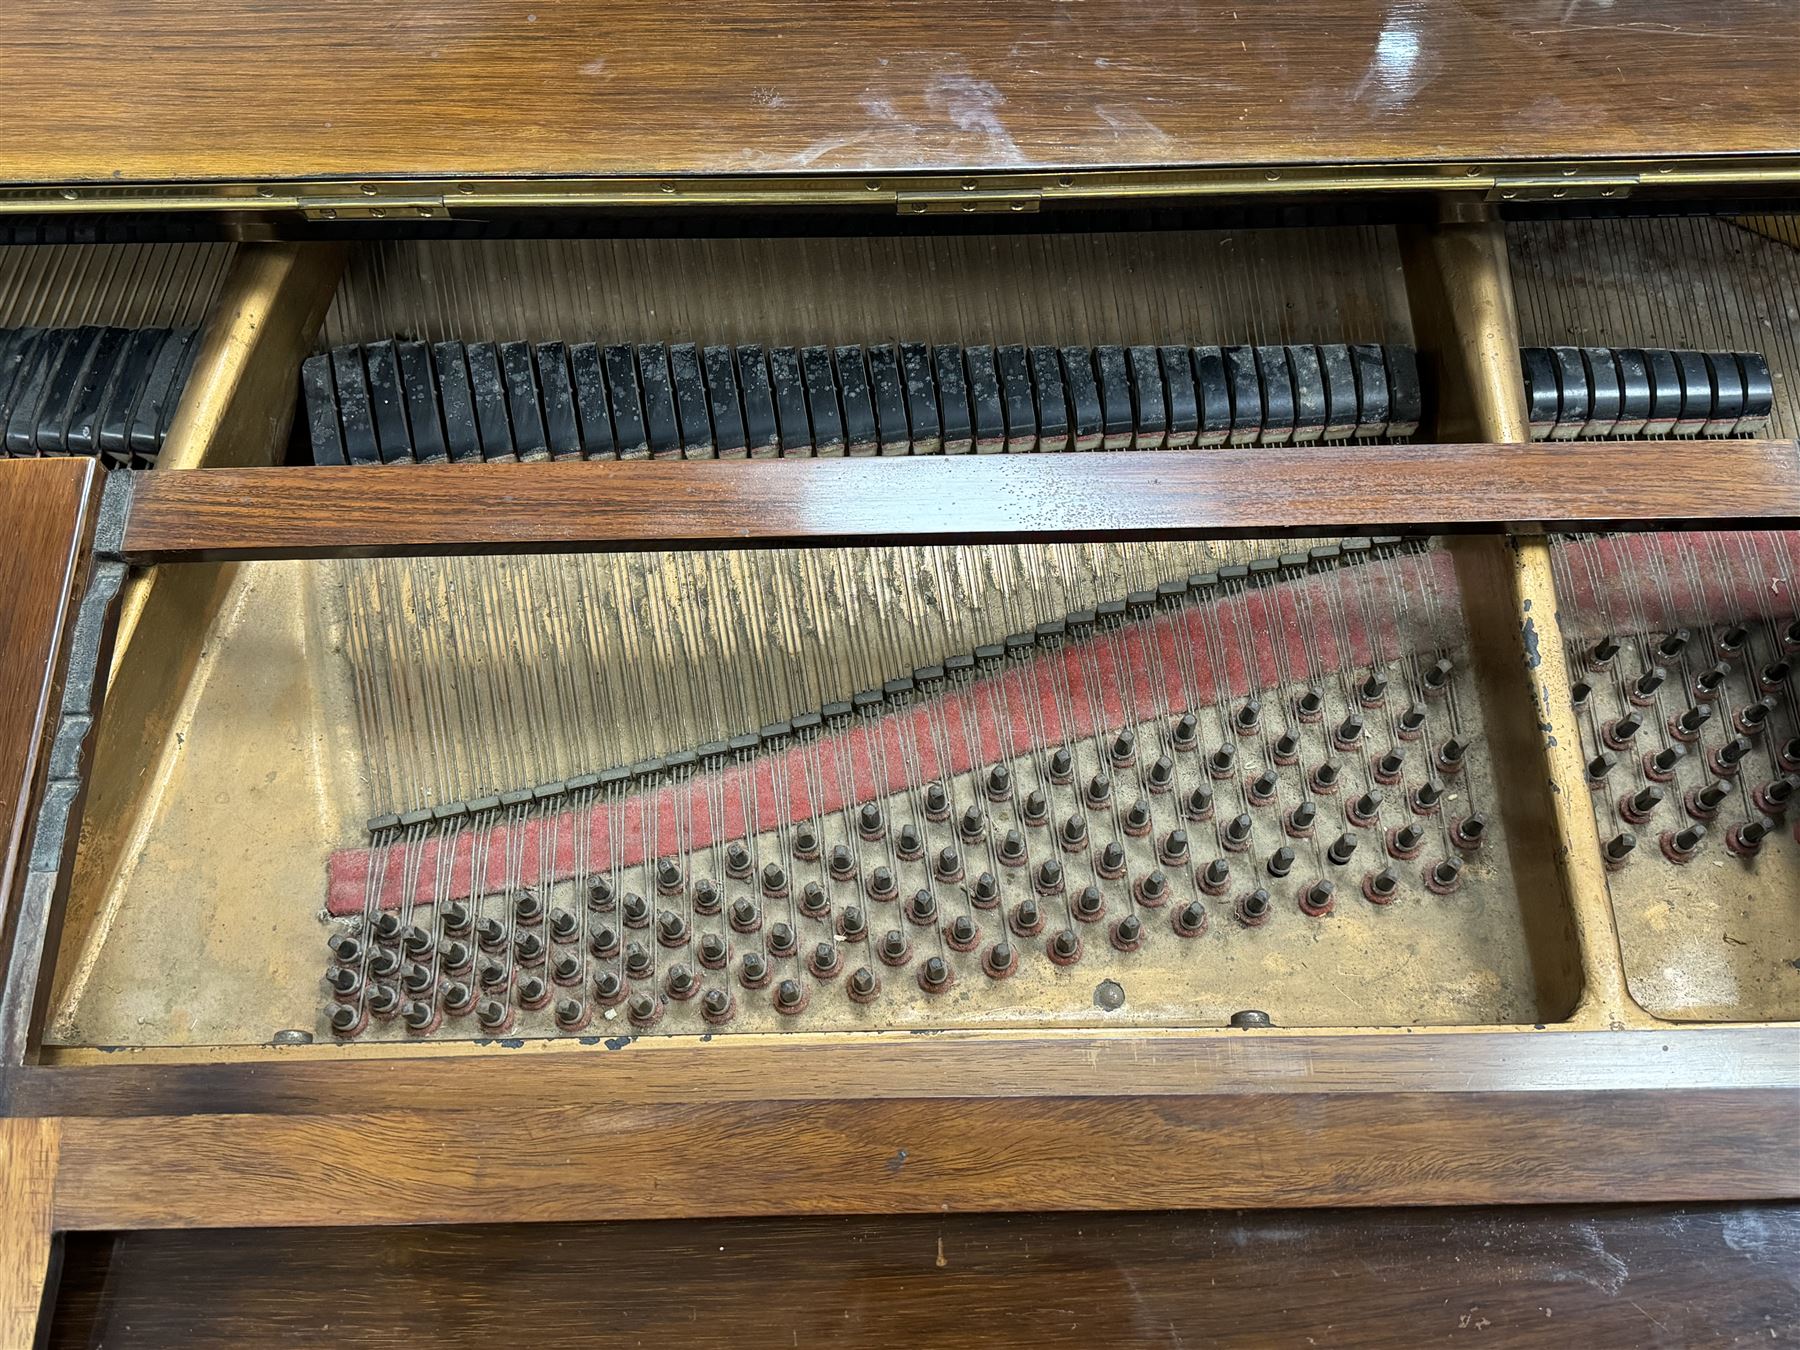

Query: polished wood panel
left=47, top=1204, right=1800, bottom=1348
left=0, top=460, right=100, bottom=1040
left=2, top=1, right=1798, bottom=189
left=114, top=441, right=1800, bottom=562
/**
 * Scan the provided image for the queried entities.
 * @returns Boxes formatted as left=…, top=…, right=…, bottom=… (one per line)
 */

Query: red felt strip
left=326, top=550, right=1457, bottom=914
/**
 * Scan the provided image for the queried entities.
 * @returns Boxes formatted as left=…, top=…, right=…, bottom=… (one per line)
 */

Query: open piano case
left=2, top=2, right=1799, bottom=1342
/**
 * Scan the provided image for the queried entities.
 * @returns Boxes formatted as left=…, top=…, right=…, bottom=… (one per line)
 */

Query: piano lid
left=0, top=0, right=1797, bottom=213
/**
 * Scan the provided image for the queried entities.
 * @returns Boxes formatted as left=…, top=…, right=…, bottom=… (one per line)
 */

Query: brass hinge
left=895, top=186, right=1042, bottom=216
left=300, top=194, right=450, bottom=222
left=1487, top=173, right=1636, bottom=204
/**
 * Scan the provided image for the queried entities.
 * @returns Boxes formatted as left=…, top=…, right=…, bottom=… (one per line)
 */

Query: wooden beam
left=115, top=440, right=1800, bottom=562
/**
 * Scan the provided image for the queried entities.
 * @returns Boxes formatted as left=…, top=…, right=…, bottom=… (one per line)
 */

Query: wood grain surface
left=0, top=460, right=99, bottom=1047
left=1, top=1, right=1797, bottom=189
left=1, top=1117, right=60, bottom=1348
left=114, top=440, right=1800, bottom=562
left=45, top=1203, right=1800, bottom=1348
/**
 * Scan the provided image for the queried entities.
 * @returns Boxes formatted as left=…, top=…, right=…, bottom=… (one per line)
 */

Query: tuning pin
left=1173, top=900, right=1209, bottom=937
left=767, top=921, right=799, bottom=957
left=1571, top=679, right=1593, bottom=709
left=1726, top=815, right=1778, bottom=857
left=1110, top=728, right=1138, bottom=767
left=1184, top=784, right=1215, bottom=821
left=1436, top=737, right=1467, bottom=775
left=1786, top=618, right=1800, bottom=652
left=878, top=929, right=912, bottom=966
left=1171, top=713, right=1200, bottom=751
left=857, top=802, right=884, bottom=840
left=1373, top=748, right=1406, bottom=784
left=1209, top=745, right=1238, bottom=779
left=1309, top=762, right=1342, bottom=795
left=1248, top=769, right=1279, bottom=805
left=1348, top=789, right=1383, bottom=827
left=1147, top=755, right=1175, bottom=792
left=893, top=826, right=922, bottom=862
left=1761, top=659, right=1793, bottom=690
left=1602, top=831, right=1637, bottom=870
left=1295, top=687, right=1325, bottom=722
left=1333, top=713, right=1365, bottom=751
left=730, top=896, right=762, bottom=932
left=970, top=871, right=999, bottom=909
left=1073, top=884, right=1106, bottom=922
left=1589, top=636, right=1621, bottom=668
left=773, top=978, right=809, bottom=1014
left=934, top=847, right=963, bottom=882
left=1620, top=785, right=1663, bottom=824
left=1717, top=624, right=1748, bottom=658
left=958, top=804, right=987, bottom=843
left=946, top=915, right=978, bottom=950
left=1272, top=731, right=1299, bottom=765
left=1086, top=772, right=1113, bottom=808
left=1784, top=738, right=1800, bottom=773
left=1694, top=662, right=1730, bottom=700
left=1644, top=743, right=1686, bottom=783
left=1685, top=779, right=1733, bottom=821
left=589, top=924, right=620, bottom=959
left=1659, top=823, right=1706, bottom=864
left=1036, top=858, right=1065, bottom=893
left=1657, top=628, right=1691, bottom=660
left=1710, top=736, right=1755, bottom=777
left=1267, top=846, right=1296, bottom=879
left=1586, top=750, right=1617, bottom=785
left=999, top=829, right=1028, bottom=866
left=1398, top=702, right=1429, bottom=737
left=697, top=932, right=727, bottom=968
left=1234, top=888, right=1272, bottom=927
left=1223, top=811, right=1254, bottom=852
left=1423, top=659, right=1455, bottom=695
left=1130, top=867, right=1173, bottom=910
left=726, top=841, right=754, bottom=876
left=623, top=941, right=652, bottom=977
left=1235, top=697, right=1262, bottom=735
left=1159, top=829, right=1190, bottom=865
left=838, top=904, right=868, bottom=940
left=374, top=912, right=403, bottom=944
left=1097, top=841, right=1127, bottom=879
left=986, top=763, right=1013, bottom=801
left=905, top=890, right=937, bottom=925
left=1111, top=914, right=1145, bottom=951
left=587, top=876, right=615, bottom=912
left=846, top=967, right=880, bottom=1004
left=1326, top=832, right=1358, bottom=866
left=475, top=997, right=512, bottom=1033
left=1362, top=866, right=1400, bottom=904
left=1124, top=798, right=1152, bottom=835
left=922, top=783, right=949, bottom=820
left=1299, top=879, right=1335, bottom=916
left=1286, top=801, right=1317, bottom=837
left=828, top=844, right=857, bottom=881
left=982, top=940, right=1019, bottom=978
left=1737, top=695, right=1779, bottom=736
left=1628, top=667, right=1667, bottom=705
left=1200, top=857, right=1233, bottom=895
left=665, top=963, right=697, bottom=999
left=1388, top=822, right=1425, bottom=859
left=1412, top=780, right=1444, bottom=814
left=1360, top=671, right=1390, bottom=705
left=1602, top=712, right=1644, bottom=750
left=1426, top=857, right=1464, bottom=895
left=1048, top=928, right=1083, bottom=965
left=701, top=987, right=736, bottom=1024
left=739, top=951, right=772, bottom=988
left=1754, top=774, right=1799, bottom=816
left=1012, top=897, right=1044, bottom=936
left=1671, top=703, right=1713, bottom=742
left=593, top=970, right=625, bottom=1005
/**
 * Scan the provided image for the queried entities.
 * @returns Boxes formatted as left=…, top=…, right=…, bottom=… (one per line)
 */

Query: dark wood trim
left=112, top=441, right=1800, bottom=562
left=41, top=1085, right=1798, bottom=1230
left=47, top=1203, right=1800, bottom=1348
left=0, top=461, right=103, bottom=1067
left=3, top=1028, right=1794, bottom=1228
